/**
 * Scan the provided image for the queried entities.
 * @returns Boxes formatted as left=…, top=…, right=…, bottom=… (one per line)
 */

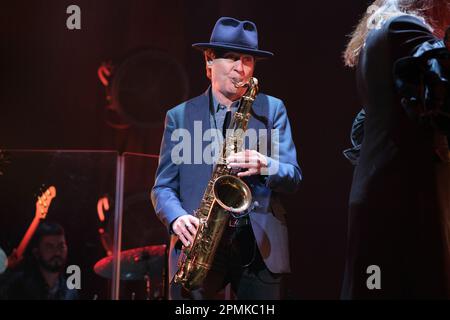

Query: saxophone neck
left=245, top=77, right=259, bottom=99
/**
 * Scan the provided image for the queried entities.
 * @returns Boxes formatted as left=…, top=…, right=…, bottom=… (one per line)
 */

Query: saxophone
left=173, top=77, right=259, bottom=290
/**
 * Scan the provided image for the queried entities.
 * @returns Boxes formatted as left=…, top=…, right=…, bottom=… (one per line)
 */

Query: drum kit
left=1, top=244, right=167, bottom=299
left=93, top=244, right=167, bottom=300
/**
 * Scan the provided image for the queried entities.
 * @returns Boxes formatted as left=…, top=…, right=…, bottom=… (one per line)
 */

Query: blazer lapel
left=185, top=88, right=214, bottom=175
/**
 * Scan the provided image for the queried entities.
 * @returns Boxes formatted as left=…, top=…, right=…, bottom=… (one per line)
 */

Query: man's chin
left=225, top=85, right=245, bottom=98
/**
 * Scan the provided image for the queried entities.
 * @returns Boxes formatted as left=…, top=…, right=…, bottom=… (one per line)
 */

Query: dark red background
left=0, top=0, right=368, bottom=299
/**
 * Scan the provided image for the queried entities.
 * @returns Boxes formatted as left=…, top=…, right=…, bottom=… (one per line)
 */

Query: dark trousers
left=170, top=224, right=283, bottom=300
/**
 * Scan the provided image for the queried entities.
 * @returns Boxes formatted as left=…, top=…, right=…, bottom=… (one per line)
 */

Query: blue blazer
left=151, top=88, right=302, bottom=281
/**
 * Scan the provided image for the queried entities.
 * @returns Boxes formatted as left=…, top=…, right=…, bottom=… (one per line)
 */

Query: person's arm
left=151, top=110, right=188, bottom=233
left=390, top=16, right=450, bottom=133
left=263, top=100, right=302, bottom=193
left=224, top=99, right=302, bottom=193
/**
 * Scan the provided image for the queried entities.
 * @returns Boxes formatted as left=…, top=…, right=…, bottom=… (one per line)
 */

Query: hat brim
left=192, top=43, right=274, bottom=58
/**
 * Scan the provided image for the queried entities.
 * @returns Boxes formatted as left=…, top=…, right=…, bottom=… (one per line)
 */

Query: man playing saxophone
left=151, top=17, right=301, bottom=300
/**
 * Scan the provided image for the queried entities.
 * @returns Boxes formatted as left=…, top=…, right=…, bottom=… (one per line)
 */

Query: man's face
left=34, top=235, right=68, bottom=273
left=209, top=51, right=255, bottom=99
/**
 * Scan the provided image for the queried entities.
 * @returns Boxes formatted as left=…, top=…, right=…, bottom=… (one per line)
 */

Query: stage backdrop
left=0, top=0, right=367, bottom=299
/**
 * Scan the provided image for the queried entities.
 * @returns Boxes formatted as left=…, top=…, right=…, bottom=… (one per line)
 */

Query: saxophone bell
left=213, top=175, right=252, bottom=214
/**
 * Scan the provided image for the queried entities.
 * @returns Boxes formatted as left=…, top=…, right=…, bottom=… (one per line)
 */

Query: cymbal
left=94, top=244, right=166, bottom=281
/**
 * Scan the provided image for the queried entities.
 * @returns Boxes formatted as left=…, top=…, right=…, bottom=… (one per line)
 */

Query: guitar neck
left=10, top=186, right=56, bottom=263
left=15, top=215, right=41, bottom=259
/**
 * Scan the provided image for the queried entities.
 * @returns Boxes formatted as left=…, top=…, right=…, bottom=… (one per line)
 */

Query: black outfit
left=0, top=264, right=78, bottom=300
left=342, top=15, right=450, bottom=299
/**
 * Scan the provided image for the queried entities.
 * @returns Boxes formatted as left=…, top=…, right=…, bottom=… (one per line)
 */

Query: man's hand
left=7, top=249, right=22, bottom=269
left=226, top=150, right=268, bottom=177
left=172, top=214, right=199, bottom=248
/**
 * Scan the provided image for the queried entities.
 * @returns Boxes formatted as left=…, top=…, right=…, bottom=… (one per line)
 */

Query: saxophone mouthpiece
left=233, top=77, right=258, bottom=88
left=231, top=78, right=248, bottom=88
